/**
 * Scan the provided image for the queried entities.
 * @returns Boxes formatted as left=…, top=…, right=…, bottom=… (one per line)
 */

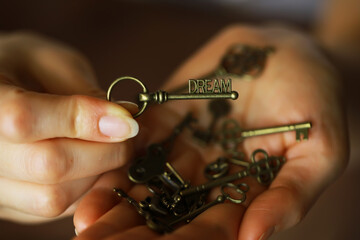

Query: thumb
left=0, top=85, right=139, bottom=143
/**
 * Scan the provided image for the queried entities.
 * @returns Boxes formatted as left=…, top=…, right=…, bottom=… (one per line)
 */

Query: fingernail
left=74, top=228, right=79, bottom=236
left=99, top=115, right=139, bottom=139
left=259, top=226, right=275, bottom=240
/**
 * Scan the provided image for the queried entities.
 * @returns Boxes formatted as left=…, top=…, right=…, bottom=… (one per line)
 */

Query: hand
left=73, top=25, right=349, bottom=240
left=0, top=32, right=139, bottom=223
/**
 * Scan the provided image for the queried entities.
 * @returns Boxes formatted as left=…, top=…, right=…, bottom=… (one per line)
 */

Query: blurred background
left=0, top=0, right=359, bottom=239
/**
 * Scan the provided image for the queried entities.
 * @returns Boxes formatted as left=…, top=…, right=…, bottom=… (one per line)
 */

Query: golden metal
left=241, top=122, right=311, bottom=141
left=107, top=76, right=238, bottom=118
left=107, top=76, right=149, bottom=118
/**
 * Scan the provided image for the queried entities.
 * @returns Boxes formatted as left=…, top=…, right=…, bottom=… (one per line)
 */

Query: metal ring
left=107, top=76, right=148, bottom=118
left=221, top=183, right=247, bottom=204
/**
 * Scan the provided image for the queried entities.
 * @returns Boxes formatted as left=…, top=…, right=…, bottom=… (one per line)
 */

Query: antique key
left=204, top=156, right=249, bottom=180
left=213, top=44, right=275, bottom=80
left=107, top=76, right=238, bottom=118
left=193, top=99, right=232, bottom=144
left=180, top=149, right=285, bottom=197
left=128, top=113, right=195, bottom=184
left=219, top=120, right=312, bottom=152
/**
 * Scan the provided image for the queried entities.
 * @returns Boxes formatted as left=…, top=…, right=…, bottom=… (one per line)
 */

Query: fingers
left=74, top=169, right=132, bottom=233
left=238, top=153, right=338, bottom=240
left=0, top=175, right=96, bottom=218
left=0, top=137, right=132, bottom=184
left=0, top=85, right=139, bottom=143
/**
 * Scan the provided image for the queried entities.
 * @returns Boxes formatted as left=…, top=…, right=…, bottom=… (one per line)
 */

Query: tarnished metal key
left=219, top=121, right=312, bottom=152
left=180, top=149, right=285, bottom=197
left=107, top=76, right=238, bottom=118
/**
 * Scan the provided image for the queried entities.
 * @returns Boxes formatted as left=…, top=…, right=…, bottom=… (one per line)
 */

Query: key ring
left=220, top=182, right=249, bottom=204
left=107, top=76, right=149, bottom=118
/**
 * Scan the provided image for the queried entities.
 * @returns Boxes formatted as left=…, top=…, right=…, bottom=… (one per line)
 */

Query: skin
left=73, top=25, right=349, bottom=240
left=0, top=32, right=139, bottom=223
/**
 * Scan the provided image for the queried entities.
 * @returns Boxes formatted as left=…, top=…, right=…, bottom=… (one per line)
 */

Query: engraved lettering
left=213, top=79, right=220, bottom=93
left=189, top=79, right=197, bottom=93
left=221, top=78, right=232, bottom=93
left=197, top=79, right=205, bottom=93
left=188, top=78, right=232, bottom=94
left=205, top=79, right=212, bottom=93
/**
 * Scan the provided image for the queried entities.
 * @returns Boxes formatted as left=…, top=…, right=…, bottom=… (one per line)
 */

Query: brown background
left=0, top=0, right=359, bottom=239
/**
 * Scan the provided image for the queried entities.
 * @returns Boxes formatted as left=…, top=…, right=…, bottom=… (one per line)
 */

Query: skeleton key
left=107, top=76, right=238, bottom=118
left=219, top=120, right=312, bottom=151
left=180, top=149, right=285, bottom=197
left=128, top=113, right=195, bottom=184
left=114, top=188, right=151, bottom=218
left=193, top=99, right=231, bottom=144
left=204, top=156, right=249, bottom=180
left=166, top=182, right=248, bottom=230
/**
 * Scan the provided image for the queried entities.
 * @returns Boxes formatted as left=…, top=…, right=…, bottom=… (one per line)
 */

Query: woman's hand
left=0, top=32, right=139, bottom=223
left=73, top=25, right=349, bottom=240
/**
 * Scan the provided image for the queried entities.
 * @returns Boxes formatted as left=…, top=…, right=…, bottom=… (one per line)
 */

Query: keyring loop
left=107, top=76, right=148, bottom=118
left=221, top=182, right=247, bottom=204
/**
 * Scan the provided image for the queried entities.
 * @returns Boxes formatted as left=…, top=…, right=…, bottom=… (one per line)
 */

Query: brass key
left=219, top=121, right=312, bottom=152
left=107, top=76, right=238, bottom=118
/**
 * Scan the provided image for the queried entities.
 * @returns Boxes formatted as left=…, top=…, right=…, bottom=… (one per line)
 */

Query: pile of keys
left=107, top=44, right=312, bottom=233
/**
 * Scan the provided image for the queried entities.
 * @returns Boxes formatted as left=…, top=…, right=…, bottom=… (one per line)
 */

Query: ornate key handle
left=249, top=149, right=285, bottom=185
left=107, top=76, right=149, bottom=118
left=107, top=76, right=238, bottom=118
left=220, top=182, right=249, bottom=204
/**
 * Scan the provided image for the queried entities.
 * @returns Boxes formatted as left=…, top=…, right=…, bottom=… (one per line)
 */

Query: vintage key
left=114, top=188, right=151, bottom=218
left=128, top=113, right=195, bottom=184
left=148, top=182, right=248, bottom=233
left=107, top=76, right=238, bottom=118
left=193, top=99, right=231, bottom=144
left=180, top=149, right=285, bottom=197
left=204, top=156, right=249, bottom=180
left=219, top=120, right=312, bottom=151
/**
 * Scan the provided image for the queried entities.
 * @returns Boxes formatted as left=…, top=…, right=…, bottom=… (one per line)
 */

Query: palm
left=74, top=26, right=348, bottom=240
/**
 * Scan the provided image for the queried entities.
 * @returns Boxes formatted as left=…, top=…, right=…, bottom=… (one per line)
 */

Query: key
left=180, top=149, right=285, bottom=197
left=128, top=113, right=195, bottom=183
left=204, top=155, right=249, bottom=180
left=193, top=99, right=231, bottom=144
left=114, top=188, right=150, bottom=218
left=216, top=44, right=275, bottom=80
left=219, top=120, right=312, bottom=151
left=169, top=44, right=275, bottom=94
left=167, top=182, right=248, bottom=229
left=136, top=89, right=237, bottom=117
left=107, top=76, right=238, bottom=118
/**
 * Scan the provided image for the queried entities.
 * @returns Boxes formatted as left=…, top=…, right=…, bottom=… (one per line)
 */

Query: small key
left=114, top=188, right=150, bottom=218
left=204, top=155, right=248, bottom=180
left=128, top=113, right=195, bottom=183
left=219, top=120, right=312, bottom=151
left=180, top=149, right=285, bottom=197
left=215, top=44, right=275, bottom=80
left=193, top=99, right=231, bottom=144
left=168, top=182, right=248, bottom=229
left=107, top=76, right=238, bottom=118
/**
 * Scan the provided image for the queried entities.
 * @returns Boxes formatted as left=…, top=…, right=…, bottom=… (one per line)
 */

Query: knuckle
left=65, top=95, right=93, bottom=138
left=34, top=185, right=69, bottom=217
left=28, top=143, right=70, bottom=184
left=0, top=89, right=33, bottom=141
